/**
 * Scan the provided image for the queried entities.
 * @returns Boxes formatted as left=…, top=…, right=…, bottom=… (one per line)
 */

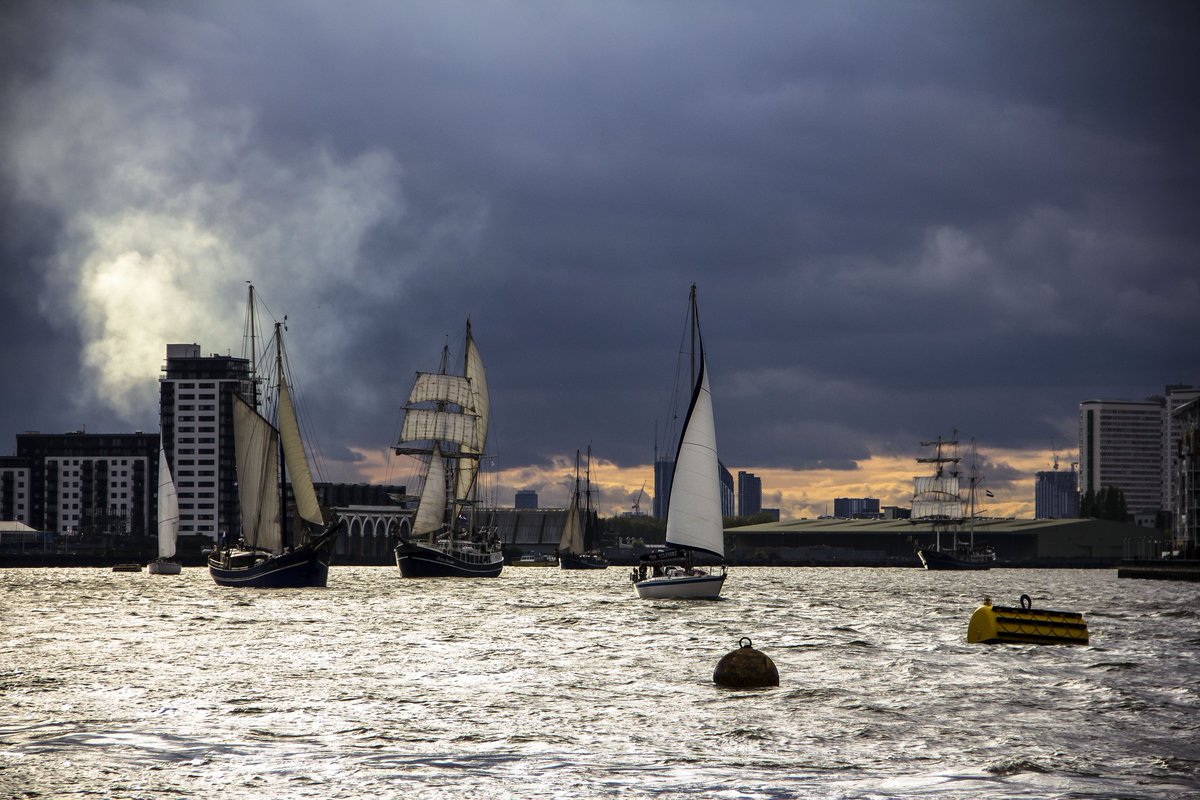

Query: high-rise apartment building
left=1172, top=397, right=1199, bottom=547
left=1034, top=468, right=1079, bottom=519
left=719, top=461, right=734, bottom=518
left=653, top=456, right=674, bottom=519
left=1079, top=398, right=1164, bottom=516
left=834, top=497, right=881, bottom=519
left=1078, top=385, right=1199, bottom=520
left=515, top=490, right=538, bottom=509
left=0, top=457, right=32, bottom=525
left=14, top=432, right=159, bottom=536
left=737, top=471, right=762, bottom=517
left=159, top=344, right=255, bottom=542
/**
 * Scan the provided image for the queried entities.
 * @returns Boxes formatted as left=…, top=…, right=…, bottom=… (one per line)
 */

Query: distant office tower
left=653, top=456, right=674, bottom=519
left=159, top=343, right=256, bottom=543
left=515, top=490, right=538, bottom=509
left=737, top=471, right=762, bottom=516
left=1080, top=385, right=1200, bottom=520
left=1034, top=469, right=1079, bottom=519
left=14, top=431, right=159, bottom=536
left=834, top=497, right=881, bottom=519
left=718, top=461, right=734, bottom=518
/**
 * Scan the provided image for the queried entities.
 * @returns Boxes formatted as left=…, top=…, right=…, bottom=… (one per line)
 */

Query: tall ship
left=558, top=448, right=608, bottom=570
left=393, top=320, right=504, bottom=578
left=631, top=285, right=727, bottom=599
left=208, top=288, right=340, bottom=587
left=912, top=434, right=995, bottom=570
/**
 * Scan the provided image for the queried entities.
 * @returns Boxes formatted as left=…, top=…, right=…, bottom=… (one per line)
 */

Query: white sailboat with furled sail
left=631, top=285, right=726, bottom=599
left=208, top=290, right=339, bottom=588
left=394, top=320, right=504, bottom=577
left=912, top=434, right=995, bottom=570
left=148, top=443, right=182, bottom=575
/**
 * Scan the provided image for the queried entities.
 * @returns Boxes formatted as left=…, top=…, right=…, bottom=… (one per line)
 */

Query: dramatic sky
left=2, top=1, right=1197, bottom=518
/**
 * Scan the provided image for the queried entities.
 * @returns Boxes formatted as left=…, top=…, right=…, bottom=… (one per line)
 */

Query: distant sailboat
left=558, top=449, right=608, bottom=570
left=912, top=435, right=995, bottom=570
left=208, top=289, right=339, bottom=587
left=631, top=285, right=726, bottom=599
left=393, top=320, right=504, bottom=577
left=148, top=444, right=182, bottom=575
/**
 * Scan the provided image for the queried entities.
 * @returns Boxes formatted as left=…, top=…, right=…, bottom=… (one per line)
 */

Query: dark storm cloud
left=1, top=1, right=1197, bottom=488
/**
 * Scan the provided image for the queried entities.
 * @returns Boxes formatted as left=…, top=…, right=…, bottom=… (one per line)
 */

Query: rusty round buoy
left=713, top=637, right=779, bottom=688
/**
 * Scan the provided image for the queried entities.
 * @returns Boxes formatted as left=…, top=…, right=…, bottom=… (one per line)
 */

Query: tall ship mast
left=912, top=433, right=995, bottom=571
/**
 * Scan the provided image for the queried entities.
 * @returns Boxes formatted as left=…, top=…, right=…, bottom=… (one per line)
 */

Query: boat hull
left=208, top=540, right=334, bottom=588
left=148, top=560, right=182, bottom=575
left=558, top=552, right=609, bottom=570
left=395, top=540, right=503, bottom=578
left=634, top=571, right=725, bottom=599
left=916, top=547, right=994, bottom=571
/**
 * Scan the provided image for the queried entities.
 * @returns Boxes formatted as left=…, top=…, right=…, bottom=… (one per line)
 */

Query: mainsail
left=559, top=487, right=585, bottom=555
left=156, top=445, right=180, bottom=559
left=233, top=395, right=282, bottom=552
left=277, top=369, right=325, bottom=529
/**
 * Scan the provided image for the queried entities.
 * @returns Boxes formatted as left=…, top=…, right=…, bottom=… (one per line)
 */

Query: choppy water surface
left=1, top=567, right=1197, bottom=799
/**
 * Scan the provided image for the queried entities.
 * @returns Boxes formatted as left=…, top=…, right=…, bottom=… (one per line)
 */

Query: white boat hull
left=634, top=571, right=725, bottom=599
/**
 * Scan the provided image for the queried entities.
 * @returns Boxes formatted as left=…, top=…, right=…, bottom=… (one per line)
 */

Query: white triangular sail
left=665, top=359, right=724, bottom=559
left=233, top=395, right=282, bottom=553
left=277, top=372, right=325, bottom=528
left=413, top=444, right=448, bottom=537
left=455, top=323, right=490, bottom=502
left=157, top=444, right=179, bottom=559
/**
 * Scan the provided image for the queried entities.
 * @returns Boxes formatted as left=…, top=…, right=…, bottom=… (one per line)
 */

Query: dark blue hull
left=208, top=539, right=334, bottom=587
left=916, top=547, right=994, bottom=571
left=395, top=541, right=503, bottom=578
left=558, top=552, right=609, bottom=570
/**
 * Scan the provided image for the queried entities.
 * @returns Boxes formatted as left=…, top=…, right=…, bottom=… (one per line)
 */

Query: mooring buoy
left=966, top=594, right=1089, bottom=645
left=713, top=637, right=779, bottom=688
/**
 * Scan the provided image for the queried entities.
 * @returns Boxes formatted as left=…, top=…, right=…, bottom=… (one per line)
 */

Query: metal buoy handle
left=739, top=637, right=753, bottom=649
left=1020, top=594, right=1032, bottom=610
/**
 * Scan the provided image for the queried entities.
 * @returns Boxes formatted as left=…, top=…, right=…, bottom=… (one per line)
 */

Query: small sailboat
left=148, top=444, right=182, bottom=575
left=912, top=435, right=995, bottom=570
left=632, top=285, right=726, bottom=599
left=558, top=449, right=608, bottom=570
left=393, top=320, right=504, bottom=578
left=208, top=294, right=339, bottom=588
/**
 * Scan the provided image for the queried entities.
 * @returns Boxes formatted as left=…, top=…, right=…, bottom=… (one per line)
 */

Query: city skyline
left=1, top=3, right=1197, bottom=522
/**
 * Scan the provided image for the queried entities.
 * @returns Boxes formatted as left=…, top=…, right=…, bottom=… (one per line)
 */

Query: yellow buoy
left=713, top=637, right=779, bottom=688
left=967, top=594, right=1089, bottom=645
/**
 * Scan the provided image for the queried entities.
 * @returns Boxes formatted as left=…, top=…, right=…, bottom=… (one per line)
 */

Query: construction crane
left=632, top=481, right=646, bottom=515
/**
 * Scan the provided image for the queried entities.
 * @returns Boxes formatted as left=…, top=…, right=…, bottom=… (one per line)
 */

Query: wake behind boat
left=393, top=320, right=503, bottom=578
left=632, top=285, right=726, bottom=599
left=208, top=287, right=339, bottom=588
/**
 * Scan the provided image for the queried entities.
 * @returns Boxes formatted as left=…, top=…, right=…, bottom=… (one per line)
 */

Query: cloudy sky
left=2, top=1, right=1196, bottom=518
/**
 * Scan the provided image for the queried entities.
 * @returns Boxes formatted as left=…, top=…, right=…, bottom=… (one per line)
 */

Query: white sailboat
left=148, top=444, right=182, bottom=575
left=632, top=285, right=727, bottom=599
left=394, top=320, right=504, bottom=577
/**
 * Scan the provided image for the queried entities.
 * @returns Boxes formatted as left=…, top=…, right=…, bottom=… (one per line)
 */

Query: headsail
left=559, top=486, right=585, bottom=555
left=157, top=444, right=180, bottom=559
left=413, top=444, right=448, bottom=537
left=233, top=394, right=282, bottom=552
left=277, top=365, right=325, bottom=529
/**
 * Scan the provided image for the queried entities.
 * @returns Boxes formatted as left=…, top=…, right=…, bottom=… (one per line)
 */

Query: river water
left=1, top=566, right=1196, bottom=799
